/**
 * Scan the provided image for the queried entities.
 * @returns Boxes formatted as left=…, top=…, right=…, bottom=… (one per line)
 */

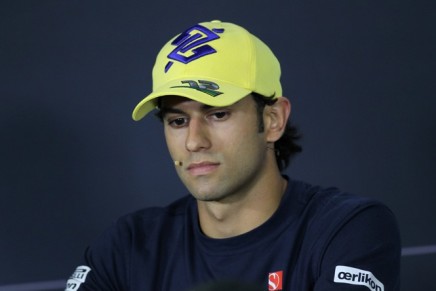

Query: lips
left=187, top=161, right=220, bottom=176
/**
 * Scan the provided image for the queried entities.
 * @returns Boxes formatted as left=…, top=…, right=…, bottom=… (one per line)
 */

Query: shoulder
left=291, top=179, right=393, bottom=223
left=287, top=179, right=400, bottom=248
left=308, top=185, right=399, bottom=241
left=85, top=194, right=194, bottom=253
left=112, top=194, right=195, bottom=237
left=288, top=180, right=401, bottom=289
left=71, top=195, right=195, bottom=290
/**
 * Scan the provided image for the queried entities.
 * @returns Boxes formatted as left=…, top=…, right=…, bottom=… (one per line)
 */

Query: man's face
left=160, top=95, right=269, bottom=202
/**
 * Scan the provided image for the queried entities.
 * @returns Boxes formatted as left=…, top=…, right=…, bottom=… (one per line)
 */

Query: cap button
left=211, top=20, right=222, bottom=23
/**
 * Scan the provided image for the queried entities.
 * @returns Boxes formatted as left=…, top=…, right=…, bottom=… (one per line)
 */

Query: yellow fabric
left=132, top=20, right=282, bottom=121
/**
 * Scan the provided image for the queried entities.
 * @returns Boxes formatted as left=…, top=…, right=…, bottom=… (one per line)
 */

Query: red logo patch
left=268, top=270, right=283, bottom=290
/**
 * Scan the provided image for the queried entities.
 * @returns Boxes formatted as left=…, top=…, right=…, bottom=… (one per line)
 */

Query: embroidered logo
left=165, top=24, right=224, bottom=72
left=334, top=265, right=384, bottom=291
left=268, top=270, right=283, bottom=290
left=65, top=265, right=91, bottom=291
left=170, top=80, right=223, bottom=97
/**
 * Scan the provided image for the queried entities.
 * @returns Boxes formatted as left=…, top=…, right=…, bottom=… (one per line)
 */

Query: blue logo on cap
left=165, top=24, right=224, bottom=73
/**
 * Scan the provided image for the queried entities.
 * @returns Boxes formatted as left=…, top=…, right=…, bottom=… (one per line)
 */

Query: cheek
left=218, top=123, right=265, bottom=159
left=164, top=128, right=183, bottom=159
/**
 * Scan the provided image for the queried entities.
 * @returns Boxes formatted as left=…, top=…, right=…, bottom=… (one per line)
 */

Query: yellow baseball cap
left=132, top=20, right=282, bottom=121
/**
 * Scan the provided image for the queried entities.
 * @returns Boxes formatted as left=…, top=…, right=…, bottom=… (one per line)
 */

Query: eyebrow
left=158, top=103, right=216, bottom=118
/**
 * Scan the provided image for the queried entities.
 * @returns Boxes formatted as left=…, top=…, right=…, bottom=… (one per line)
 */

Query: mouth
left=186, top=161, right=220, bottom=176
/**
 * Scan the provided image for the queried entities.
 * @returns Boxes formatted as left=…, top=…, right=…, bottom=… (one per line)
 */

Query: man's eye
left=210, top=111, right=230, bottom=120
left=168, top=117, right=188, bottom=127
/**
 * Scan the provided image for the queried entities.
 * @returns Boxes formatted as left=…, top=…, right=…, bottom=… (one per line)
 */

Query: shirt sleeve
left=313, top=204, right=401, bottom=291
left=65, top=221, right=130, bottom=291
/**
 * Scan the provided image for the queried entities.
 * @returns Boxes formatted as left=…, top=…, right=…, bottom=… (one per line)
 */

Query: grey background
left=1, top=0, right=435, bottom=290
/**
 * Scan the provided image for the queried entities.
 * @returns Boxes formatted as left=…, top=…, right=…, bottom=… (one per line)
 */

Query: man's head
left=133, top=20, right=301, bottom=174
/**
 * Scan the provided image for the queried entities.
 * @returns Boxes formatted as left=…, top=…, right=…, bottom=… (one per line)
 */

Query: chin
left=191, top=190, right=223, bottom=202
left=193, top=193, right=217, bottom=202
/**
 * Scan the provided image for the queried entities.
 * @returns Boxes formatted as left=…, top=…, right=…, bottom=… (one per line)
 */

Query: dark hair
left=251, top=93, right=302, bottom=171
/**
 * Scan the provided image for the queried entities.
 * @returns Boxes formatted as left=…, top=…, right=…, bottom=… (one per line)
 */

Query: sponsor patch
left=65, top=266, right=91, bottom=291
left=268, top=270, right=283, bottom=290
left=334, top=265, right=384, bottom=291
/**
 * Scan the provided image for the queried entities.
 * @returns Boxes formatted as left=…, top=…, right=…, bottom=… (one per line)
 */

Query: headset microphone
left=174, top=161, right=183, bottom=166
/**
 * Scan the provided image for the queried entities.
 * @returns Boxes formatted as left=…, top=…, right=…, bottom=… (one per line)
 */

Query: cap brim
left=132, top=78, right=251, bottom=121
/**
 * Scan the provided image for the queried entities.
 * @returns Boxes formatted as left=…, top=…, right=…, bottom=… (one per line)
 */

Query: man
left=66, top=20, right=400, bottom=290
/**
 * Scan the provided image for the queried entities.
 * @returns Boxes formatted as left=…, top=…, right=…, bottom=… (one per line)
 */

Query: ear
left=264, top=97, right=291, bottom=143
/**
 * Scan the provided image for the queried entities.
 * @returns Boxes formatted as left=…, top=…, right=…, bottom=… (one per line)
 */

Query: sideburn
left=251, top=93, right=277, bottom=133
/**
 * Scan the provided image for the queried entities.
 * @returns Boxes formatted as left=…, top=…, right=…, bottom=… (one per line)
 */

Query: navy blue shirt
left=66, top=179, right=401, bottom=290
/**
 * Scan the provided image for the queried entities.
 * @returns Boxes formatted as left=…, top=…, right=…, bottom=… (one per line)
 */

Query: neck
left=197, top=170, right=287, bottom=239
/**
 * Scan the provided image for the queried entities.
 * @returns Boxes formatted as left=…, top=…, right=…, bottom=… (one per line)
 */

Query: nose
left=185, top=117, right=211, bottom=152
